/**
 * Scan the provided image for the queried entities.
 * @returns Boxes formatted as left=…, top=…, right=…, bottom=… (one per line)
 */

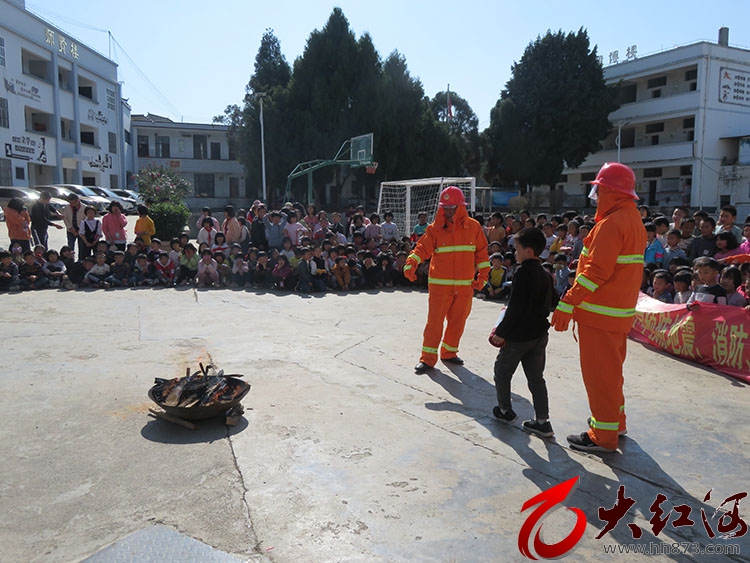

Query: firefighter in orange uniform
left=551, top=162, right=646, bottom=453
left=404, top=186, right=490, bottom=373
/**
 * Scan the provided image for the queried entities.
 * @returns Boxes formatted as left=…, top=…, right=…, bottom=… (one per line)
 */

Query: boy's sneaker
left=567, top=432, right=616, bottom=453
left=522, top=419, right=554, bottom=438
left=492, top=406, right=517, bottom=423
left=587, top=417, right=627, bottom=436
left=8, top=285, right=20, bottom=292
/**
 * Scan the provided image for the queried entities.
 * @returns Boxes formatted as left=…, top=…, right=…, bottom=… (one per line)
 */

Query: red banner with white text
left=629, top=293, right=750, bottom=383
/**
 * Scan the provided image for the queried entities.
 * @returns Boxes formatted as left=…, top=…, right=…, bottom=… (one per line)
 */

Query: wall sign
left=4, top=135, right=48, bottom=163
left=719, top=67, right=750, bottom=107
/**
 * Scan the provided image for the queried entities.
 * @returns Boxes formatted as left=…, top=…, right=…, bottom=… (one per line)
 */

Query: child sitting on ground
left=178, top=244, right=199, bottom=285
left=272, top=254, right=292, bottom=290
left=720, top=265, right=746, bottom=307
left=479, top=252, right=507, bottom=300
left=672, top=269, right=693, bottom=304
left=0, top=250, right=20, bottom=291
left=154, top=251, right=176, bottom=286
left=42, top=249, right=70, bottom=289
left=647, top=269, right=673, bottom=303
left=106, top=250, right=131, bottom=287
left=85, top=252, right=111, bottom=288
left=19, top=251, right=49, bottom=290
left=197, top=249, right=218, bottom=288
left=231, top=254, right=249, bottom=286
left=332, top=255, right=352, bottom=290
left=214, top=252, right=232, bottom=287
left=489, top=227, right=557, bottom=438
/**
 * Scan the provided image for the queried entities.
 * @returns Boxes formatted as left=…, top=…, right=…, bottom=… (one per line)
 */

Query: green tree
left=431, top=90, right=480, bottom=177
left=483, top=29, right=618, bottom=190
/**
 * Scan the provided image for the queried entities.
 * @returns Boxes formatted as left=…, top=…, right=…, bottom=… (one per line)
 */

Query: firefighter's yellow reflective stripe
left=428, top=277, right=473, bottom=286
left=435, top=245, right=476, bottom=254
left=441, top=342, right=459, bottom=352
left=619, top=405, right=625, bottom=412
left=616, top=254, right=644, bottom=264
left=590, top=416, right=620, bottom=431
left=422, top=346, right=439, bottom=354
left=581, top=246, right=590, bottom=257
left=578, top=302, right=636, bottom=318
left=477, top=261, right=491, bottom=269
left=408, top=253, right=422, bottom=264
left=556, top=301, right=574, bottom=314
left=576, top=274, right=598, bottom=292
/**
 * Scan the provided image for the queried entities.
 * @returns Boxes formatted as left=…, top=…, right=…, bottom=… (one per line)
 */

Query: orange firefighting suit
left=404, top=205, right=490, bottom=366
left=552, top=189, right=646, bottom=450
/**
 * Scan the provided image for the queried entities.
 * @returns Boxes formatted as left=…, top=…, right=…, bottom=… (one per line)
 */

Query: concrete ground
left=1, top=228, right=748, bottom=562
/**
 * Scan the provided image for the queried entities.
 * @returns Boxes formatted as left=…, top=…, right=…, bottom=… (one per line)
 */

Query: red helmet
left=439, top=186, right=467, bottom=207
left=590, top=162, right=638, bottom=199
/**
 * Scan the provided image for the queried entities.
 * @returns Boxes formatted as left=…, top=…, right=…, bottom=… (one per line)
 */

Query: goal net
left=377, top=177, right=476, bottom=237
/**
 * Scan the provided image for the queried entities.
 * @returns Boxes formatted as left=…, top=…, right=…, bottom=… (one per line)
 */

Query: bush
left=150, top=202, right=191, bottom=241
left=134, top=165, right=192, bottom=205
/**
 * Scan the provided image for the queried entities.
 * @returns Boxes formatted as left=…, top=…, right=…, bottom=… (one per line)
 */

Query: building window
left=647, top=76, right=667, bottom=89
left=110, top=174, right=119, bottom=189
left=0, top=97, right=8, bottom=128
left=680, top=165, right=693, bottom=176
left=0, top=37, right=5, bottom=67
left=229, top=177, right=240, bottom=198
left=643, top=167, right=662, bottom=178
left=80, top=131, right=95, bottom=145
left=156, top=136, right=170, bottom=158
left=0, top=159, right=11, bottom=185
left=210, top=142, right=221, bottom=160
left=108, top=132, right=117, bottom=154
left=106, top=89, right=116, bottom=111
left=137, top=135, right=149, bottom=157
left=645, top=123, right=664, bottom=134
left=580, top=172, right=596, bottom=182
left=651, top=89, right=662, bottom=99
left=193, top=135, right=207, bottom=159
left=125, top=130, right=131, bottom=145
left=683, top=117, right=695, bottom=129
left=194, top=173, right=215, bottom=197
left=15, top=167, right=25, bottom=180
left=651, top=135, right=660, bottom=145
left=685, top=69, right=697, bottom=81
left=78, top=76, right=96, bottom=101
left=616, top=84, right=637, bottom=104
left=686, top=130, right=695, bottom=142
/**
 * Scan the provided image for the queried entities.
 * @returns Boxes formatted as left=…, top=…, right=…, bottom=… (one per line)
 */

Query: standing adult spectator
left=404, top=186, right=490, bottom=373
left=30, top=191, right=63, bottom=249
left=4, top=197, right=33, bottom=253
left=550, top=162, right=646, bottom=453
left=101, top=201, right=128, bottom=251
left=62, top=193, right=85, bottom=258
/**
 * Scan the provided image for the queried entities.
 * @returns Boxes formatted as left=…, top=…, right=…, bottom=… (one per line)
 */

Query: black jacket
left=493, top=258, right=555, bottom=342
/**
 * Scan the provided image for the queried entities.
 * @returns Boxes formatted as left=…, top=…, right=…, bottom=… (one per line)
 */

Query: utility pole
left=256, top=92, right=268, bottom=202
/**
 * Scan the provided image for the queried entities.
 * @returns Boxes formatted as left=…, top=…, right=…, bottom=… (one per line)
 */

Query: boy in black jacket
left=489, top=227, right=556, bottom=438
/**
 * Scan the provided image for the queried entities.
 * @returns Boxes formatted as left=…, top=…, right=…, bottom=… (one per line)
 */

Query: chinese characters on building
left=44, top=28, right=79, bottom=60
left=719, top=67, right=750, bottom=107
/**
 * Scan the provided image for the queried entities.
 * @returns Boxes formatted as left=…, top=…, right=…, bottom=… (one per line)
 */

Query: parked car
left=87, top=186, right=137, bottom=213
left=51, top=184, right=110, bottom=213
left=0, top=186, right=68, bottom=214
left=33, top=184, right=102, bottom=212
left=113, top=189, right=145, bottom=207
left=0, top=206, right=5, bottom=222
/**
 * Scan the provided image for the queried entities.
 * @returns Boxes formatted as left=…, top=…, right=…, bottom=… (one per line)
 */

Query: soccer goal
left=377, top=177, right=476, bottom=236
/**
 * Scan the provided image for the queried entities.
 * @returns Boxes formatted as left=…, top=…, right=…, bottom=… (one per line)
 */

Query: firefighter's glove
left=403, top=257, right=418, bottom=282
left=551, top=301, right=574, bottom=332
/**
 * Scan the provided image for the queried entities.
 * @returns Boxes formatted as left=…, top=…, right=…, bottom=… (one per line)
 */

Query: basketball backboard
left=350, top=133, right=373, bottom=164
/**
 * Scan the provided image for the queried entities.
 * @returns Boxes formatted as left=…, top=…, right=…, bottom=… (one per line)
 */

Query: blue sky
left=24, top=0, right=750, bottom=131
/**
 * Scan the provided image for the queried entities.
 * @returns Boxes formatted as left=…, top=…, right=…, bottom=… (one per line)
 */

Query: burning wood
left=151, top=364, right=248, bottom=409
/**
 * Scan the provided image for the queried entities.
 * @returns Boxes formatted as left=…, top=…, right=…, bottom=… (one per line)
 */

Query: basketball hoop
left=365, top=162, right=379, bottom=175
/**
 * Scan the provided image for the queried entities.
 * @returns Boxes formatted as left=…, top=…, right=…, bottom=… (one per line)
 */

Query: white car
left=53, top=184, right=110, bottom=213
left=87, top=186, right=137, bottom=214
left=0, top=186, right=68, bottom=214
left=113, top=189, right=145, bottom=207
